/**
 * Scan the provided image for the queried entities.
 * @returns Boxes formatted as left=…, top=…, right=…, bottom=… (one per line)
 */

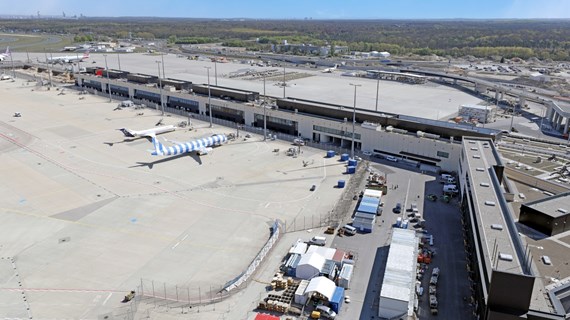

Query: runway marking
left=264, top=202, right=270, bottom=208
left=181, top=234, right=189, bottom=241
left=102, top=292, right=113, bottom=305
left=172, top=242, right=181, bottom=250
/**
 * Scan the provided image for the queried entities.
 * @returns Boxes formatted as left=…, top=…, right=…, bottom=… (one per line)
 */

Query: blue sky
left=4, top=0, right=570, bottom=19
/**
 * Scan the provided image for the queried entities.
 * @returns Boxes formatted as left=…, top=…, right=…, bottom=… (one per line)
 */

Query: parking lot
left=330, top=159, right=473, bottom=319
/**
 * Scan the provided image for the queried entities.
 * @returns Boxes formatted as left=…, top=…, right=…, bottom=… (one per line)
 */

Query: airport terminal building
left=75, top=70, right=498, bottom=173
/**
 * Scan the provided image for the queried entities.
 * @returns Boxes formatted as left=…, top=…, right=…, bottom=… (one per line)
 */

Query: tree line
left=1, top=18, right=569, bottom=60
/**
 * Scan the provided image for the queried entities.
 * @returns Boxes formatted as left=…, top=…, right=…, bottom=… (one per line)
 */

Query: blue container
left=327, top=150, right=335, bottom=158
left=347, top=166, right=356, bottom=174
left=348, top=159, right=358, bottom=167
left=340, top=153, right=349, bottom=161
left=338, top=180, right=346, bottom=188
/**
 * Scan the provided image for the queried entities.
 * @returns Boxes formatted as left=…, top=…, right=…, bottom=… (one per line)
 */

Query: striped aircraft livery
left=151, top=133, right=227, bottom=156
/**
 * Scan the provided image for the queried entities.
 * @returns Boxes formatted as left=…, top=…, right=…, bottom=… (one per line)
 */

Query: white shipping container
left=338, top=264, right=354, bottom=289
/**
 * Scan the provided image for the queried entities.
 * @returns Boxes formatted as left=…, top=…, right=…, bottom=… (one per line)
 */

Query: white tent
left=306, top=245, right=336, bottom=260
left=304, top=276, right=337, bottom=301
left=296, top=252, right=326, bottom=280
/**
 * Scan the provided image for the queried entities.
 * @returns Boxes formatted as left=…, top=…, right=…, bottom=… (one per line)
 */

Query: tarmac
left=0, top=78, right=348, bottom=319
left=11, top=51, right=484, bottom=120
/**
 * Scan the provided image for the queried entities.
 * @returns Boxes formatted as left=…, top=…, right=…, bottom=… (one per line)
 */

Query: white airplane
left=0, top=47, right=10, bottom=61
left=118, top=125, right=176, bottom=138
left=150, top=133, right=227, bottom=156
left=47, top=51, right=90, bottom=64
left=321, top=64, right=339, bottom=73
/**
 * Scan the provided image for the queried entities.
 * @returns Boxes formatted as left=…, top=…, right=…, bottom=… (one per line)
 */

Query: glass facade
left=255, top=114, right=296, bottom=126
left=169, top=96, right=200, bottom=113
left=134, top=90, right=161, bottom=103
left=313, top=125, right=361, bottom=140
left=210, top=104, right=244, bottom=116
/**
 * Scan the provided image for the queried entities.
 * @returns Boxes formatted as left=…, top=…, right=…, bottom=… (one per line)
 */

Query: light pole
left=9, top=48, right=15, bottom=78
left=263, top=74, right=267, bottom=141
left=156, top=61, right=164, bottom=115
left=205, top=66, right=213, bottom=127
left=375, top=76, right=380, bottom=112
left=103, top=54, right=112, bottom=102
left=214, top=60, right=218, bottom=86
left=161, top=53, right=166, bottom=79
left=282, top=65, right=286, bottom=98
left=349, top=83, right=361, bottom=159
left=117, top=52, right=121, bottom=71
left=510, top=104, right=515, bottom=133
left=44, top=51, right=53, bottom=87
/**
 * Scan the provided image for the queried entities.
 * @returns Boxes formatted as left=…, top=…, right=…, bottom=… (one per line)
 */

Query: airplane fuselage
left=120, top=125, right=176, bottom=138
left=151, top=134, right=227, bottom=156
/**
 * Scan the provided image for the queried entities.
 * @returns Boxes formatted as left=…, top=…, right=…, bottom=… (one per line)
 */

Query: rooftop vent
left=491, top=224, right=503, bottom=230
left=485, top=201, right=496, bottom=206
left=499, top=253, right=513, bottom=261
left=470, top=147, right=478, bottom=151
left=476, top=167, right=485, bottom=172
left=473, top=155, right=481, bottom=159
left=480, top=182, right=490, bottom=187
left=557, top=208, right=568, bottom=214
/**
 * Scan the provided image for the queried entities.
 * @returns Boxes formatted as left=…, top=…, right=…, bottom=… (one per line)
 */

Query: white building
left=378, top=228, right=419, bottom=319
left=459, top=104, right=497, bottom=124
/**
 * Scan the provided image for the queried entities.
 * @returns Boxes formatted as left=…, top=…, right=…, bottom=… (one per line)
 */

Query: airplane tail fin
left=150, top=134, right=163, bottom=155
left=118, top=128, right=135, bottom=138
left=5, top=46, right=10, bottom=56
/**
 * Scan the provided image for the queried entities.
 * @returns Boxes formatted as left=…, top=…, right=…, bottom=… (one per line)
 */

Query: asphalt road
left=330, top=159, right=474, bottom=319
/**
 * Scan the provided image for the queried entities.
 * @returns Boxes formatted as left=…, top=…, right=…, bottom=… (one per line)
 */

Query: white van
left=309, top=236, right=326, bottom=246
left=342, top=225, right=357, bottom=236
left=440, top=174, right=455, bottom=183
left=443, top=185, right=459, bottom=194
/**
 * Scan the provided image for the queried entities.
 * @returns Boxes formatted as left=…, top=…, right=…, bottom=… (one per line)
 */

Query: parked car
left=386, top=155, right=398, bottom=162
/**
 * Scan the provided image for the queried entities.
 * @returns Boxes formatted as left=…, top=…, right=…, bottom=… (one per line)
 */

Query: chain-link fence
left=130, top=220, right=282, bottom=316
left=282, top=212, right=333, bottom=233
left=111, top=285, right=141, bottom=320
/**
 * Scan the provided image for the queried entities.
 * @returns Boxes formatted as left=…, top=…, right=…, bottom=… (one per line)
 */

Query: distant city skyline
left=2, top=0, right=570, bottom=19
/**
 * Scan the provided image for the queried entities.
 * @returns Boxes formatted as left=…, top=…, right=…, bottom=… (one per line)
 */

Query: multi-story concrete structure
left=458, top=137, right=566, bottom=319
left=75, top=71, right=498, bottom=172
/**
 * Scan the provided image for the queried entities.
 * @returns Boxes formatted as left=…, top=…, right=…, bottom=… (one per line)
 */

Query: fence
left=282, top=212, right=333, bottom=233
left=132, top=220, right=282, bottom=315
left=112, top=285, right=141, bottom=320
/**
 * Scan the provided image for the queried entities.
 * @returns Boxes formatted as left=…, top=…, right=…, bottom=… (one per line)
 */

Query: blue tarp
left=330, top=286, right=345, bottom=313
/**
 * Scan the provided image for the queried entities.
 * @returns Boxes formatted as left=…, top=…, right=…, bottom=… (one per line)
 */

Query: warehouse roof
left=380, top=228, right=418, bottom=303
